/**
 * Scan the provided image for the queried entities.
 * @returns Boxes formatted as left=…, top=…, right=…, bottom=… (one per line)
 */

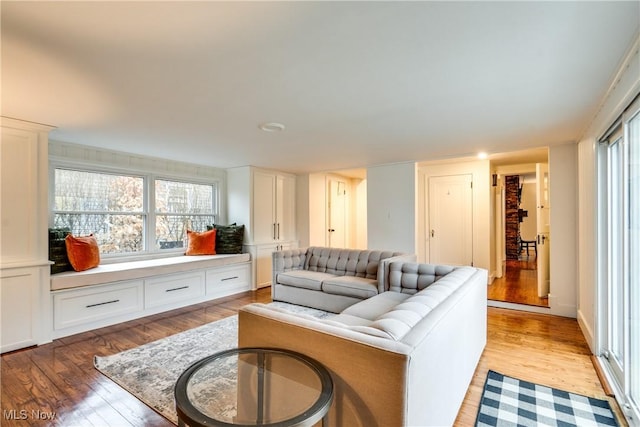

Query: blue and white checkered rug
left=475, top=370, right=619, bottom=427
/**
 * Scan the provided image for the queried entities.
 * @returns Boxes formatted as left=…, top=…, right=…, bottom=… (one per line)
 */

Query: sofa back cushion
left=305, top=247, right=398, bottom=279
left=388, top=262, right=455, bottom=294
left=330, top=266, right=477, bottom=341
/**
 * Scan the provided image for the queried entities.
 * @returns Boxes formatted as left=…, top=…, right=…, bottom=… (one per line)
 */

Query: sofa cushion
left=388, top=261, right=455, bottom=294
left=329, top=269, right=475, bottom=342
left=322, top=276, right=378, bottom=299
left=277, top=270, right=337, bottom=291
left=324, top=313, right=373, bottom=327
left=341, top=291, right=410, bottom=321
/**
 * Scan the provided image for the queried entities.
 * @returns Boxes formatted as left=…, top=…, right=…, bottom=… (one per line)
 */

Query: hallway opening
left=488, top=252, right=548, bottom=308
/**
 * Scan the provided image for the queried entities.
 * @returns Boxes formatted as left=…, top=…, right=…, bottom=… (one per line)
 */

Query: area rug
left=475, top=370, right=619, bottom=427
left=94, top=302, right=333, bottom=425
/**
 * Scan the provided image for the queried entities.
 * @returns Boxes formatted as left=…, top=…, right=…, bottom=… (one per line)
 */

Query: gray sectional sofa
left=239, top=260, right=488, bottom=427
left=271, top=246, right=415, bottom=312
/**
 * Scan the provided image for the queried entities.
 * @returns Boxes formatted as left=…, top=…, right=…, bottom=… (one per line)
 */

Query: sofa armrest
left=377, top=253, right=417, bottom=293
left=238, top=304, right=411, bottom=427
left=271, top=248, right=307, bottom=292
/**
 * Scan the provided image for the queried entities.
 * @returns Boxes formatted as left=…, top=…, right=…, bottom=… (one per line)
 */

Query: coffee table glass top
left=175, top=347, right=333, bottom=427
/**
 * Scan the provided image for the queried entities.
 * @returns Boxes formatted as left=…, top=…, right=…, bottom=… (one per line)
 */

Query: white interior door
left=536, top=163, right=550, bottom=297
left=327, top=179, right=347, bottom=248
left=428, top=174, right=473, bottom=266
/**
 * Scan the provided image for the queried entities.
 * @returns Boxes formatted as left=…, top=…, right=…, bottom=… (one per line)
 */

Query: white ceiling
left=2, top=1, right=638, bottom=174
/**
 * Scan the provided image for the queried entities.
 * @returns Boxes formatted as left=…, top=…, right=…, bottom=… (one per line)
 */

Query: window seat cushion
left=50, top=253, right=250, bottom=291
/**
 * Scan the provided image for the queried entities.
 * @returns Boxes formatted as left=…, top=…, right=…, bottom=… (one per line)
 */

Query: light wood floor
left=488, top=258, right=549, bottom=307
left=1, top=288, right=625, bottom=426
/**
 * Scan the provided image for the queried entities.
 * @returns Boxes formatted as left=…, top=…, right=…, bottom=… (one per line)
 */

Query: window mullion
left=147, top=174, right=155, bottom=253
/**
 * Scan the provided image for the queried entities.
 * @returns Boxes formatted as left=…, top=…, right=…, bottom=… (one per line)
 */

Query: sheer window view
left=155, top=179, right=216, bottom=250
left=53, top=169, right=145, bottom=254
left=53, top=169, right=218, bottom=255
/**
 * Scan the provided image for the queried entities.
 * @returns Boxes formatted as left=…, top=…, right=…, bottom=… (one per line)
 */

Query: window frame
left=597, top=93, right=640, bottom=425
left=49, top=159, right=220, bottom=262
left=152, top=176, right=219, bottom=253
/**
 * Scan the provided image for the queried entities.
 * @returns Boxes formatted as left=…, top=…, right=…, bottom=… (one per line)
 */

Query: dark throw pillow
left=207, top=223, right=245, bottom=254
left=49, top=227, right=72, bottom=274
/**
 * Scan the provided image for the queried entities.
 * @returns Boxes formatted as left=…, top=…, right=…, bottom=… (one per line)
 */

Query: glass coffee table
left=174, top=347, right=334, bottom=427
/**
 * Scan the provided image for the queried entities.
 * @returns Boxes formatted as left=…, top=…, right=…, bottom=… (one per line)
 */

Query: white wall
left=295, top=174, right=311, bottom=248
left=576, top=36, right=640, bottom=351
left=296, top=173, right=326, bottom=248
left=366, top=162, right=417, bottom=253
left=548, top=144, right=578, bottom=318
left=520, top=182, right=537, bottom=241
left=354, top=179, right=368, bottom=249
left=577, top=138, right=598, bottom=351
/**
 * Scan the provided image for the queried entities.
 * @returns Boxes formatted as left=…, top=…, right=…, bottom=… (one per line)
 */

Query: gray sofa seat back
left=387, top=261, right=456, bottom=294
left=326, top=265, right=478, bottom=341
left=304, top=247, right=398, bottom=280
left=273, top=248, right=307, bottom=273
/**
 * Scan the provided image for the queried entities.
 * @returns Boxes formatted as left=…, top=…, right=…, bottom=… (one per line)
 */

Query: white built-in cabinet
left=51, top=262, right=250, bottom=339
left=252, top=170, right=295, bottom=243
left=227, top=167, right=297, bottom=289
left=254, top=242, right=292, bottom=288
left=1, top=117, right=54, bottom=353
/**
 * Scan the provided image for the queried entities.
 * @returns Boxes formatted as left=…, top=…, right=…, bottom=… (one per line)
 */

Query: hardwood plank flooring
left=455, top=307, right=626, bottom=426
left=1, top=288, right=625, bottom=426
left=488, top=258, right=549, bottom=307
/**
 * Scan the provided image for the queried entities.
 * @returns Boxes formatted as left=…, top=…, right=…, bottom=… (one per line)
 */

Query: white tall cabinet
left=1, top=117, right=54, bottom=353
left=227, top=167, right=296, bottom=289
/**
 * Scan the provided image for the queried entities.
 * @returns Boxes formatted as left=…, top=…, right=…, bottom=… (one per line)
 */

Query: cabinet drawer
left=206, top=265, right=248, bottom=287
left=53, top=280, right=143, bottom=330
left=145, top=272, right=204, bottom=308
left=206, top=264, right=250, bottom=296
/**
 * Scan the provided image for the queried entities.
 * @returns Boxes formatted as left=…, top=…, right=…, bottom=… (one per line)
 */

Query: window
left=53, top=169, right=145, bottom=254
left=155, top=179, right=217, bottom=250
left=52, top=167, right=219, bottom=258
left=599, top=95, right=640, bottom=423
left=628, top=108, right=639, bottom=415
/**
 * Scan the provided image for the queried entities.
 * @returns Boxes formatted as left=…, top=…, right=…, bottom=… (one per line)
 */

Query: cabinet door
left=1, top=127, right=41, bottom=263
left=276, top=175, right=296, bottom=242
left=255, top=244, right=278, bottom=288
left=253, top=171, right=276, bottom=243
left=1, top=267, right=40, bottom=353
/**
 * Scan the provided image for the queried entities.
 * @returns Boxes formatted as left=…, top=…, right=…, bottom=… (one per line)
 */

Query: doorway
left=490, top=163, right=549, bottom=308
left=327, top=178, right=347, bottom=248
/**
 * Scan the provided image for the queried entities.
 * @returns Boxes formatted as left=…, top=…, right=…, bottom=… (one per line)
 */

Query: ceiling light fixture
left=477, top=152, right=488, bottom=159
left=259, top=122, right=285, bottom=132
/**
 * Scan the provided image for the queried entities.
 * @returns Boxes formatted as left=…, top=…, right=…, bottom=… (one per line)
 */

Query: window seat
left=50, top=253, right=250, bottom=291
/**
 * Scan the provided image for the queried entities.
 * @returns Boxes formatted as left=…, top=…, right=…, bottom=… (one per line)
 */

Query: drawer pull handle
left=86, top=299, right=120, bottom=308
left=221, top=276, right=239, bottom=281
left=166, top=285, right=189, bottom=292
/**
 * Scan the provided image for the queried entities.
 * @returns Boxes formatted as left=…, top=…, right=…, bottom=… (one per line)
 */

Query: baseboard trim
left=590, top=355, right=615, bottom=397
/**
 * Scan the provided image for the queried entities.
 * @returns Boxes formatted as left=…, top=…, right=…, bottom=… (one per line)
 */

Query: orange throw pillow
left=65, top=234, right=101, bottom=272
left=186, top=229, right=216, bottom=255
